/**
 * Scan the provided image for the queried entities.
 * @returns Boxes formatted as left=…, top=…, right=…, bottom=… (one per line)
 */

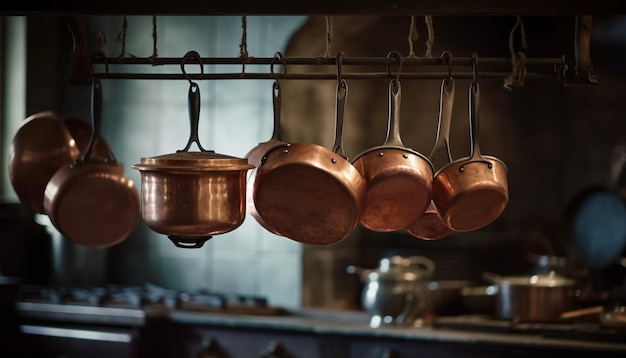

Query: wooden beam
left=1, top=0, right=624, bottom=16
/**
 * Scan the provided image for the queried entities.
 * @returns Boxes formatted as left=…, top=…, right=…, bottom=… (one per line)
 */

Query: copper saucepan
left=244, top=79, right=287, bottom=236
left=8, top=111, right=81, bottom=214
left=431, top=54, right=508, bottom=231
left=351, top=78, right=434, bottom=232
left=254, top=68, right=366, bottom=245
left=134, top=63, right=254, bottom=248
left=64, top=116, right=112, bottom=158
left=407, top=74, right=456, bottom=240
left=44, top=79, right=140, bottom=248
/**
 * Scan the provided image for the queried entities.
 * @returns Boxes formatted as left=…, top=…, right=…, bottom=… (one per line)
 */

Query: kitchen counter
left=166, top=307, right=626, bottom=357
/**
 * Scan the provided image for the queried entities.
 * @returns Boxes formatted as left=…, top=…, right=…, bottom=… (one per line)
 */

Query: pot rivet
left=331, top=158, right=337, bottom=164
left=282, top=149, right=289, bottom=154
left=487, top=162, right=493, bottom=169
left=459, top=166, right=465, bottom=172
left=378, top=152, right=384, bottom=157
left=402, top=154, right=408, bottom=159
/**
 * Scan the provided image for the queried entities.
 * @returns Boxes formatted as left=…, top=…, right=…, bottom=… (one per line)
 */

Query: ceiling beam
left=1, top=0, right=624, bottom=16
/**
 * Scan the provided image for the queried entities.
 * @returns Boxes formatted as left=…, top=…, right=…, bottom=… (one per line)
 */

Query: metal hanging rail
left=88, top=55, right=568, bottom=82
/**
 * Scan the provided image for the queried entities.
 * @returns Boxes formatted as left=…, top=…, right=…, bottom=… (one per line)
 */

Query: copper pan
left=253, top=75, right=366, bottom=245
left=64, top=116, right=112, bottom=159
left=351, top=78, right=433, bottom=232
left=431, top=56, right=508, bottom=232
left=407, top=75, right=456, bottom=240
left=134, top=73, right=253, bottom=249
left=8, top=111, right=81, bottom=214
left=44, top=79, right=140, bottom=248
left=244, top=80, right=287, bottom=236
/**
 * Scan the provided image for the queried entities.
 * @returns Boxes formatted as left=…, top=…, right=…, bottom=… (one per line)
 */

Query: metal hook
left=386, top=51, right=403, bottom=84
left=441, top=51, right=452, bottom=80
left=90, top=50, right=109, bottom=76
left=181, top=50, right=204, bottom=85
left=336, top=51, right=344, bottom=83
left=270, top=52, right=287, bottom=75
left=472, top=52, right=479, bottom=84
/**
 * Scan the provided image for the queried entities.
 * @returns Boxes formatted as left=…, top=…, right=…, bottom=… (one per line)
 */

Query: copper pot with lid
left=134, top=71, right=253, bottom=248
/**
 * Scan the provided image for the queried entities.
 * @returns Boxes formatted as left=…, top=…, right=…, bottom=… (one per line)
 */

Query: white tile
left=259, top=251, right=302, bottom=308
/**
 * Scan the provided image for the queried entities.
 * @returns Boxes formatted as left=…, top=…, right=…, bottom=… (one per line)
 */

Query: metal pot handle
left=409, top=256, right=436, bottom=277
left=395, top=291, right=415, bottom=325
left=76, top=76, right=117, bottom=165
left=178, top=81, right=212, bottom=153
left=168, top=235, right=212, bottom=249
left=481, top=271, right=503, bottom=284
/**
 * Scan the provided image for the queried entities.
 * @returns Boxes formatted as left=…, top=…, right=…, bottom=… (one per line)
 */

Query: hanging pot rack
left=88, top=54, right=567, bottom=82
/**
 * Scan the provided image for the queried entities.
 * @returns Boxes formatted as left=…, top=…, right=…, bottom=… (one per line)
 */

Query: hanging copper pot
left=134, top=79, right=253, bottom=249
left=44, top=79, right=140, bottom=248
left=407, top=72, right=456, bottom=240
left=351, top=78, right=433, bottom=232
left=253, top=65, right=366, bottom=245
left=8, top=111, right=81, bottom=214
left=244, top=80, right=287, bottom=236
left=431, top=54, right=508, bottom=231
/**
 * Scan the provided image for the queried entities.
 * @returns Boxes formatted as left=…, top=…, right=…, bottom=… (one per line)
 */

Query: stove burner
left=17, top=283, right=280, bottom=314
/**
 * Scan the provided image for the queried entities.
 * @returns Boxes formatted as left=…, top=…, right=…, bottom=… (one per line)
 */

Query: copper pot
left=244, top=80, right=287, bottom=236
left=253, top=77, right=366, bottom=245
left=8, top=111, right=81, bottom=214
left=134, top=81, right=253, bottom=248
left=431, top=65, right=508, bottom=232
left=45, top=79, right=140, bottom=248
left=407, top=75, right=456, bottom=240
left=351, top=79, right=433, bottom=232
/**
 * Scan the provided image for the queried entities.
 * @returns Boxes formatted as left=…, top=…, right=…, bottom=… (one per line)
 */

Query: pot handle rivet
left=402, top=154, right=408, bottom=159
left=331, top=158, right=337, bottom=164
left=378, top=152, right=384, bottom=157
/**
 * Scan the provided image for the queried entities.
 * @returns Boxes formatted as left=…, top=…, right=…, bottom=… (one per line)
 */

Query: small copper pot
left=431, top=80, right=508, bottom=231
left=351, top=80, right=433, bottom=232
left=134, top=81, right=253, bottom=248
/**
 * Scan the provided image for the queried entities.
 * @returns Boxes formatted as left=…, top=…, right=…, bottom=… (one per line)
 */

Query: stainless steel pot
left=483, top=271, right=577, bottom=322
left=347, top=255, right=435, bottom=327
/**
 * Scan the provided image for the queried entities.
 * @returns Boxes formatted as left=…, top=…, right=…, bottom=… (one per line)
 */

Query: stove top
left=16, top=284, right=288, bottom=326
left=433, top=315, right=626, bottom=344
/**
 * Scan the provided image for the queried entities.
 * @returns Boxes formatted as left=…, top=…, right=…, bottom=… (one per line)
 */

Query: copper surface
left=352, top=148, right=433, bottom=232
left=432, top=156, right=508, bottom=232
left=245, top=142, right=287, bottom=236
left=253, top=143, right=366, bottom=245
left=136, top=167, right=249, bottom=238
left=8, top=111, right=81, bottom=213
left=63, top=116, right=112, bottom=159
left=406, top=201, right=453, bottom=240
left=44, top=160, right=140, bottom=248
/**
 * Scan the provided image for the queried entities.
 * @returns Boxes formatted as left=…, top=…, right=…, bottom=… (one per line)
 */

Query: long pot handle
left=331, top=78, right=349, bottom=159
left=382, top=79, right=406, bottom=148
left=429, top=76, right=455, bottom=167
left=270, top=80, right=283, bottom=142
left=463, top=53, right=492, bottom=171
left=481, top=271, right=502, bottom=284
left=78, top=77, right=117, bottom=165
left=609, top=144, right=626, bottom=186
left=178, top=81, right=212, bottom=153
left=560, top=305, right=603, bottom=320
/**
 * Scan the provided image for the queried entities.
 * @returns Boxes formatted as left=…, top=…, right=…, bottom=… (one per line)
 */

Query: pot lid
left=134, top=151, right=254, bottom=172
left=485, top=271, right=576, bottom=287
